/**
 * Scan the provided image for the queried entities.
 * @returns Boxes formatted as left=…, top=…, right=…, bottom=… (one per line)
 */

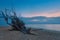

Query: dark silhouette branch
left=1, top=9, right=31, bottom=34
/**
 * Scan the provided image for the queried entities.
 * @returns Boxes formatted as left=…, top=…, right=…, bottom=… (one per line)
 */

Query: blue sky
left=0, top=0, right=60, bottom=17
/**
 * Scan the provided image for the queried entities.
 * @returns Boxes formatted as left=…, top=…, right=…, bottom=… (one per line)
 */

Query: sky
left=0, top=0, right=60, bottom=17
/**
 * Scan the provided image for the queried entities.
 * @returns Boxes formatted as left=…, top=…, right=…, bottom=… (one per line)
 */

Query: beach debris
left=0, top=8, right=36, bottom=35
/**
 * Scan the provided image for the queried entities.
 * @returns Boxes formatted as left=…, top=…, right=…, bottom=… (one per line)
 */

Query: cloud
left=21, top=10, right=60, bottom=17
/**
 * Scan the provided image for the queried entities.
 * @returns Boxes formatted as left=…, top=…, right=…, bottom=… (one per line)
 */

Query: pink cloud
left=21, top=10, right=60, bottom=18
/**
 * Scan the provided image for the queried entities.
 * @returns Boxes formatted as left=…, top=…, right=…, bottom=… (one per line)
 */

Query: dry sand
left=0, top=27, right=60, bottom=40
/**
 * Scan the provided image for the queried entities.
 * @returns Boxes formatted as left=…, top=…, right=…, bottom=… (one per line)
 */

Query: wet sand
left=0, top=27, right=60, bottom=40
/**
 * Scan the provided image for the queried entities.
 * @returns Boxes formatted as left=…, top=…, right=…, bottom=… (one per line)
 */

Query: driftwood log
left=1, top=9, right=31, bottom=34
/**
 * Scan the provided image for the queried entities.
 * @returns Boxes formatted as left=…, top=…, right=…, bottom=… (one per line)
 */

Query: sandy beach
left=0, top=27, right=60, bottom=40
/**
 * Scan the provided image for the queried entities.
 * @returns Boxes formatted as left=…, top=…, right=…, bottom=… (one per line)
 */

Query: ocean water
left=25, top=24, right=60, bottom=31
left=0, top=19, right=60, bottom=31
left=0, top=18, right=11, bottom=26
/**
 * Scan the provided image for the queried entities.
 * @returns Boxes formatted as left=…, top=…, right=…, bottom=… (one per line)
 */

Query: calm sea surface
left=0, top=18, right=60, bottom=31
left=25, top=24, right=60, bottom=31
left=0, top=22, right=60, bottom=31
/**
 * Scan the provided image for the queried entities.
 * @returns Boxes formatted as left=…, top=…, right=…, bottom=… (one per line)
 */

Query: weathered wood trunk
left=1, top=9, right=31, bottom=34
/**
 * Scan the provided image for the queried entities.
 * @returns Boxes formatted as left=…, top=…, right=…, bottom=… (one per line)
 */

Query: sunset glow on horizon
left=21, top=10, right=60, bottom=18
